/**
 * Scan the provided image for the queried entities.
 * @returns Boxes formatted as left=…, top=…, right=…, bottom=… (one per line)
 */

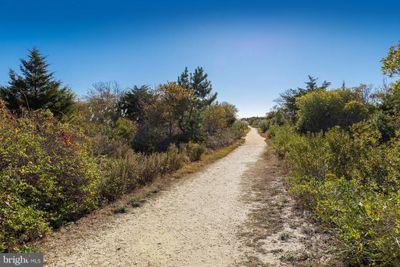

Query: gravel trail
left=42, top=127, right=266, bottom=266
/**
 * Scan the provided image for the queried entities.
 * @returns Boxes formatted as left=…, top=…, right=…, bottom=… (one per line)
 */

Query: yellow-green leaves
left=382, top=42, right=400, bottom=77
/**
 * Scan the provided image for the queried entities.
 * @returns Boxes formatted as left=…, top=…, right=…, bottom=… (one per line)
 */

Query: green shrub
left=296, top=89, right=369, bottom=133
left=259, top=119, right=269, bottom=133
left=0, top=104, right=103, bottom=251
left=185, top=142, right=205, bottom=161
left=0, top=110, right=101, bottom=227
left=112, top=117, right=137, bottom=142
left=268, top=124, right=299, bottom=158
left=0, top=192, right=49, bottom=252
left=98, top=152, right=141, bottom=202
left=231, top=120, right=248, bottom=137
left=270, top=124, right=400, bottom=265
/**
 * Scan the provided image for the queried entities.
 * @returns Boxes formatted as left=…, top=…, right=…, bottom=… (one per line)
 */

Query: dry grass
left=172, top=138, right=245, bottom=177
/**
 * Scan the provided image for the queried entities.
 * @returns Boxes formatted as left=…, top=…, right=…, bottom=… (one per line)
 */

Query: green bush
left=296, top=89, right=369, bottom=133
left=231, top=120, right=248, bottom=137
left=0, top=104, right=103, bottom=251
left=268, top=124, right=299, bottom=158
left=270, top=124, right=400, bottom=265
left=0, top=192, right=49, bottom=252
left=0, top=110, right=101, bottom=227
left=259, top=119, right=269, bottom=133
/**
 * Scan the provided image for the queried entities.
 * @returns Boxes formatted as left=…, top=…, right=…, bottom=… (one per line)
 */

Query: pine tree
left=177, top=67, right=217, bottom=108
left=119, top=85, right=154, bottom=122
left=190, top=67, right=217, bottom=107
left=0, top=48, right=74, bottom=117
left=301, top=75, right=331, bottom=91
left=304, top=75, right=318, bottom=91
left=177, top=67, right=190, bottom=89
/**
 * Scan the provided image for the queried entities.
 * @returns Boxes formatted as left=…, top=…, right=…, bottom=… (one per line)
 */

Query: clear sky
left=1, top=0, right=399, bottom=117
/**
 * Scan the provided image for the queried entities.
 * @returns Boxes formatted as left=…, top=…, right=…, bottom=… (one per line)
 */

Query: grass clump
left=129, top=198, right=146, bottom=208
left=112, top=206, right=128, bottom=214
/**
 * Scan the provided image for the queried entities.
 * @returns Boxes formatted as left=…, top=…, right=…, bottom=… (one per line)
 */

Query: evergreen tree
left=0, top=48, right=74, bottom=117
left=119, top=85, right=155, bottom=123
left=177, top=67, right=217, bottom=108
left=177, top=67, right=190, bottom=89
left=300, top=75, right=331, bottom=91
left=190, top=67, right=217, bottom=107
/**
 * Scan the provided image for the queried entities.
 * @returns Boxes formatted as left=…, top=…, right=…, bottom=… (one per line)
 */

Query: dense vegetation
left=0, top=49, right=247, bottom=252
left=255, top=43, right=400, bottom=265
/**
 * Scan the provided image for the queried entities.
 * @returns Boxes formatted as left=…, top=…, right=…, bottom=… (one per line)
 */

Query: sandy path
left=42, top=127, right=266, bottom=266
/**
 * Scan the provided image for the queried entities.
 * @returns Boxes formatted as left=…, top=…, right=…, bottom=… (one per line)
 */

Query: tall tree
left=177, top=67, right=217, bottom=108
left=190, top=67, right=217, bottom=107
left=177, top=67, right=190, bottom=89
left=0, top=48, right=74, bottom=117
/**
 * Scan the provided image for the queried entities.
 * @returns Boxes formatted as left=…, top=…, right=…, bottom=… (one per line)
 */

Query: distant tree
left=86, top=81, right=122, bottom=125
left=158, top=83, right=202, bottom=141
left=119, top=85, right=155, bottom=123
left=277, top=75, right=330, bottom=123
left=0, top=48, right=74, bottom=117
left=132, top=83, right=203, bottom=152
left=177, top=67, right=190, bottom=89
left=203, top=102, right=238, bottom=134
left=301, top=75, right=331, bottom=92
left=177, top=67, right=217, bottom=108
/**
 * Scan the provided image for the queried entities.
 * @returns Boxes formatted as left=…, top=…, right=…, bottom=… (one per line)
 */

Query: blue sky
left=1, top=0, right=399, bottom=117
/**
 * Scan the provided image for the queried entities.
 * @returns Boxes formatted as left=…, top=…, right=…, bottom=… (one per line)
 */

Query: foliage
left=206, top=120, right=248, bottom=149
left=98, top=145, right=188, bottom=202
left=203, top=102, right=237, bottom=134
left=296, top=88, right=369, bottom=133
left=0, top=108, right=101, bottom=226
left=184, top=142, right=205, bottom=161
left=0, top=48, right=74, bottom=118
left=132, top=83, right=201, bottom=151
left=0, top=192, right=50, bottom=252
left=243, top=116, right=266, bottom=128
left=86, top=81, right=123, bottom=125
left=381, top=42, right=400, bottom=78
left=0, top=102, right=100, bottom=250
left=264, top=43, right=400, bottom=265
left=178, top=67, right=217, bottom=107
left=269, top=123, right=400, bottom=265
left=374, top=85, right=400, bottom=138
left=119, top=85, right=155, bottom=122
left=276, top=76, right=330, bottom=122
